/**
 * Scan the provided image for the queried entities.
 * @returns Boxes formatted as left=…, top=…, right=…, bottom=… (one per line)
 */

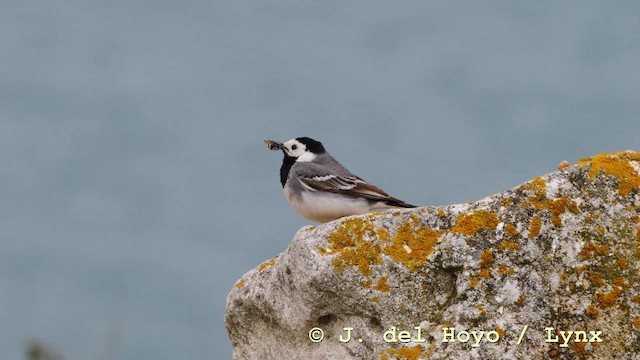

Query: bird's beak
left=264, top=139, right=285, bottom=151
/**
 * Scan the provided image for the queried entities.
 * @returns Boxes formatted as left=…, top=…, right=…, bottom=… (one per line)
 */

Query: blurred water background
left=1, top=1, right=639, bottom=359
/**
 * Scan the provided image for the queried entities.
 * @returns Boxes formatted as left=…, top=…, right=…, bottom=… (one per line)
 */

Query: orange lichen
left=618, top=258, right=628, bottom=269
left=506, top=267, right=516, bottom=275
left=580, top=241, right=609, bottom=260
left=258, top=258, right=277, bottom=272
left=528, top=217, right=542, bottom=238
left=318, top=218, right=382, bottom=275
left=387, top=345, right=424, bottom=360
left=496, top=326, right=505, bottom=338
left=362, top=279, right=373, bottom=288
left=501, top=198, right=513, bottom=207
left=480, top=249, right=494, bottom=265
left=613, top=277, right=627, bottom=289
left=568, top=200, right=579, bottom=213
left=470, top=277, right=479, bottom=288
left=560, top=273, right=568, bottom=281
left=382, top=221, right=440, bottom=272
left=499, top=240, right=520, bottom=252
left=575, top=265, right=587, bottom=272
left=598, top=226, right=605, bottom=236
left=550, top=196, right=568, bottom=227
left=632, top=295, right=640, bottom=303
left=586, top=304, right=600, bottom=318
left=375, top=276, right=391, bottom=292
left=586, top=271, right=605, bottom=286
left=631, top=215, right=640, bottom=224
left=597, top=286, right=624, bottom=308
left=637, top=227, right=640, bottom=242
left=520, top=177, right=548, bottom=209
left=371, top=296, right=380, bottom=303
left=577, top=152, right=640, bottom=196
left=438, top=208, right=446, bottom=217
left=633, top=317, right=640, bottom=329
left=498, top=264, right=507, bottom=275
left=234, top=279, right=245, bottom=289
left=479, top=268, right=491, bottom=279
left=558, top=161, right=570, bottom=170
left=450, top=210, right=499, bottom=237
left=572, top=341, right=587, bottom=356
left=504, top=224, right=518, bottom=236
left=517, top=295, right=526, bottom=305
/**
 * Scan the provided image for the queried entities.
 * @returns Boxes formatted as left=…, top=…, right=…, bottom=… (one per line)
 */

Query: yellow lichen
left=470, top=277, right=479, bottom=288
left=258, top=258, right=277, bottom=272
left=382, top=221, right=440, bottom=272
left=437, top=208, right=446, bottom=217
left=234, top=279, right=245, bottom=289
left=362, top=279, right=373, bottom=288
left=451, top=210, right=499, bottom=237
left=577, top=152, right=640, bottom=196
left=501, top=198, right=513, bottom=207
left=375, top=276, right=391, bottom=293
left=371, top=296, right=380, bottom=303
left=528, top=217, right=542, bottom=238
left=318, top=218, right=382, bottom=275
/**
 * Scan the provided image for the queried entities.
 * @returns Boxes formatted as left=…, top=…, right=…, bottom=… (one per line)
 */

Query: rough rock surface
left=225, top=151, right=640, bottom=360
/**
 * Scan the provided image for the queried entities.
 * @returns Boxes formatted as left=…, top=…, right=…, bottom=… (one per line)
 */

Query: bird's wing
left=293, top=163, right=391, bottom=201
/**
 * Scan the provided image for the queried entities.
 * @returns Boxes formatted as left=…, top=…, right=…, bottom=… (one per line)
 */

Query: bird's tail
left=381, top=197, right=417, bottom=209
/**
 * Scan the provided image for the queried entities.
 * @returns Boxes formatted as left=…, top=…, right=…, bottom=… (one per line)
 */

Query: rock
left=225, top=151, right=640, bottom=360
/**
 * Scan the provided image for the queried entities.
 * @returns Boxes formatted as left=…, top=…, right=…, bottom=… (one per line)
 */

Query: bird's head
left=266, top=137, right=326, bottom=162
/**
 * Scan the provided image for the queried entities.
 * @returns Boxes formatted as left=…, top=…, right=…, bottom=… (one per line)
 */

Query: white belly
left=284, top=188, right=370, bottom=223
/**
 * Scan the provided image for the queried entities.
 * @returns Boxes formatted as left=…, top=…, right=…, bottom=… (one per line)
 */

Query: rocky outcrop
left=225, top=151, right=640, bottom=359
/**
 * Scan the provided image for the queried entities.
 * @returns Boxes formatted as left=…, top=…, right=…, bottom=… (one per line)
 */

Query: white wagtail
left=265, top=137, right=416, bottom=223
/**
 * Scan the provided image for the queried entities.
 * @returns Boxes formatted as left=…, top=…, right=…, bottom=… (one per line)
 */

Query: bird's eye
left=291, top=145, right=297, bottom=150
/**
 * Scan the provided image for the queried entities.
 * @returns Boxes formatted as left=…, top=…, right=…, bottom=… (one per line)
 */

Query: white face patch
left=283, top=139, right=316, bottom=162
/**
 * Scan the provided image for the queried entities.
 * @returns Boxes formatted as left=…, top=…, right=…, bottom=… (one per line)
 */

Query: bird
left=265, top=137, right=416, bottom=223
